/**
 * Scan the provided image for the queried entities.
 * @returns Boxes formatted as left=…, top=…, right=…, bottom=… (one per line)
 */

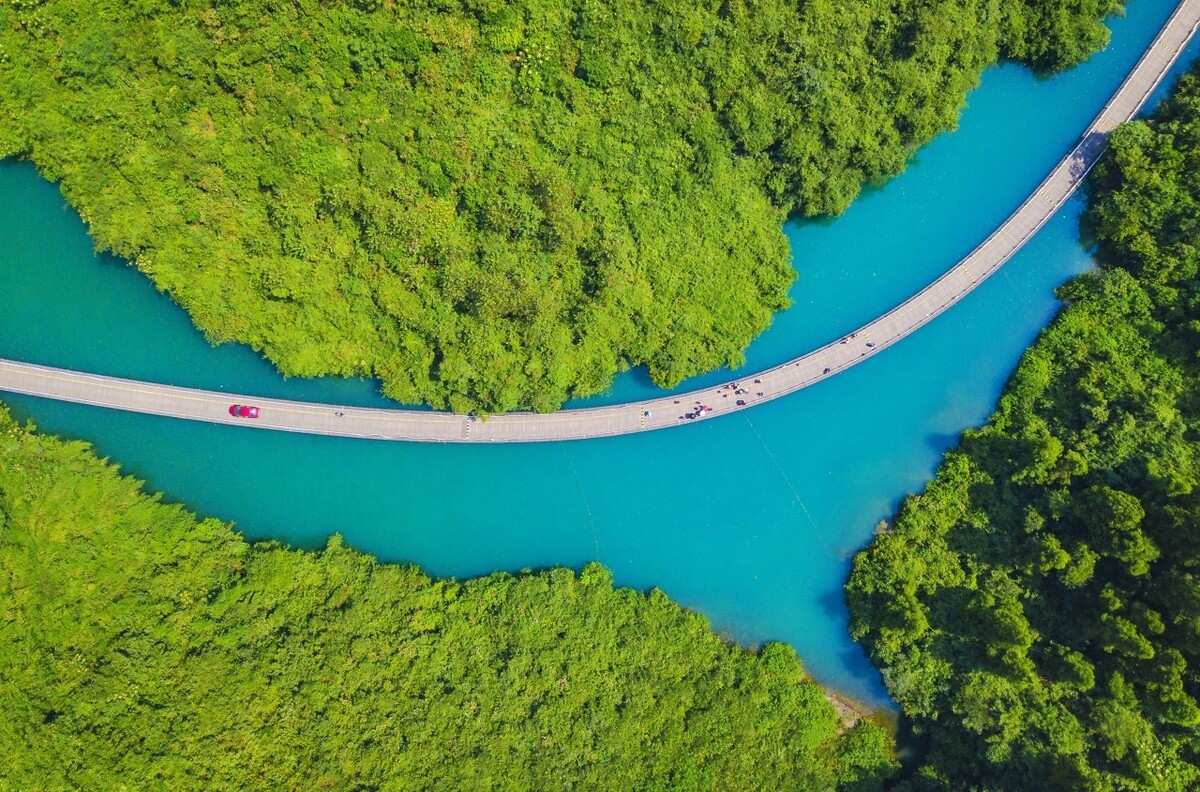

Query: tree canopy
left=846, top=63, right=1200, bottom=790
left=0, top=404, right=896, bottom=789
left=0, top=0, right=1120, bottom=411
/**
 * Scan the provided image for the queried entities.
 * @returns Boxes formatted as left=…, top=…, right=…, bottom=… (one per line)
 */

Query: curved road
left=3, top=0, right=1199, bottom=443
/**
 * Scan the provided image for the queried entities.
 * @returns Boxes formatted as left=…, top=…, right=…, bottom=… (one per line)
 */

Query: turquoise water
left=2, top=0, right=1197, bottom=708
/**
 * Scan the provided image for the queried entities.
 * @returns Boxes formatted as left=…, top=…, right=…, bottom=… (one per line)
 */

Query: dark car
left=229, top=404, right=260, bottom=419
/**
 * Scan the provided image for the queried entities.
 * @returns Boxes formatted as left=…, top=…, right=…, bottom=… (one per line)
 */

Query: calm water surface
left=2, top=0, right=1196, bottom=707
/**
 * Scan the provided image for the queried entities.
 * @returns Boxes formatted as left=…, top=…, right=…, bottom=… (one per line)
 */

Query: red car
left=228, top=404, right=260, bottom=419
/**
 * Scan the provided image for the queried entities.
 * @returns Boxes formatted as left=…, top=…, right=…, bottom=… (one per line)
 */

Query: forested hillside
left=0, top=405, right=895, bottom=789
left=846, top=65, right=1200, bottom=790
left=0, top=0, right=1118, bottom=411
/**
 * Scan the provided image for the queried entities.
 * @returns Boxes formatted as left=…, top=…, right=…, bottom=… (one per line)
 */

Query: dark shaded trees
left=847, top=64, right=1200, bottom=790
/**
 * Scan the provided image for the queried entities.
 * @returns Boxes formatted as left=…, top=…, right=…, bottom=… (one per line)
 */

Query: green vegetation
left=0, top=0, right=1118, bottom=411
left=0, top=406, right=895, bottom=789
left=846, top=65, right=1200, bottom=790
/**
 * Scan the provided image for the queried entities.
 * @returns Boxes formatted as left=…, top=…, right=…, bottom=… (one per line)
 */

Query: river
left=1, top=0, right=1196, bottom=707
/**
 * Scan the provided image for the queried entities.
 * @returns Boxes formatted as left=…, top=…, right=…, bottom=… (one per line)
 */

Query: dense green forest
left=846, top=65, right=1200, bottom=789
left=0, top=0, right=1119, bottom=411
left=0, top=405, right=895, bottom=789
